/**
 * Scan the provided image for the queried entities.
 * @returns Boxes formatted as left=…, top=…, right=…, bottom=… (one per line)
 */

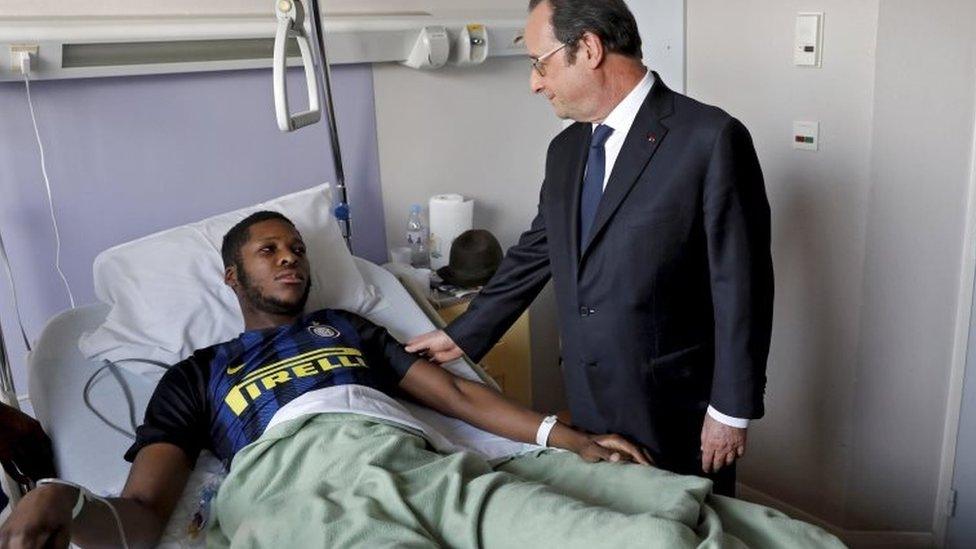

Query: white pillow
left=79, top=184, right=381, bottom=375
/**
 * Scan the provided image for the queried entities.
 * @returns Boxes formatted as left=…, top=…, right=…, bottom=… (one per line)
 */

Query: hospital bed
left=26, top=237, right=525, bottom=546
left=4, top=182, right=851, bottom=549
left=14, top=212, right=847, bottom=549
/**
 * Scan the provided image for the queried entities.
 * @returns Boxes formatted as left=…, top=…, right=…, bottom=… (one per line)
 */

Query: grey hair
left=528, top=0, right=643, bottom=62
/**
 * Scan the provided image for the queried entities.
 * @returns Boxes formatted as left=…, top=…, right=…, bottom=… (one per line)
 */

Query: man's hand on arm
left=399, top=360, right=651, bottom=466
left=0, top=443, right=192, bottom=549
left=405, top=330, right=464, bottom=364
left=700, top=413, right=747, bottom=474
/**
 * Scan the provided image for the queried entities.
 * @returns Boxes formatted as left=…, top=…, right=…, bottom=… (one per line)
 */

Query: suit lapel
left=579, top=74, right=675, bottom=263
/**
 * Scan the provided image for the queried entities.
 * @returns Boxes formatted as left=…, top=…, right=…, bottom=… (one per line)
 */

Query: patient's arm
left=399, top=360, right=651, bottom=465
left=0, top=442, right=190, bottom=549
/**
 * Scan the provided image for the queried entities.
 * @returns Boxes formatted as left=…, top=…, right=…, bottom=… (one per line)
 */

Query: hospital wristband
left=535, top=415, right=559, bottom=447
left=37, top=478, right=88, bottom=519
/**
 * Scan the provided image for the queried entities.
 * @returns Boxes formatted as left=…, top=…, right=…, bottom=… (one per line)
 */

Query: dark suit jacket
left=445, top=74, right=774, bottom=466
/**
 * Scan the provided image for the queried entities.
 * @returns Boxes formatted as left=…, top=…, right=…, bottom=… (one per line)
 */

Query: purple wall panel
left=0, top=66, right=388, bottom=395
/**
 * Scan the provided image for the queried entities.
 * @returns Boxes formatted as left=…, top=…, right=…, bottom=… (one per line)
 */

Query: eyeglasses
left=529, top=43, right=568, bottom=77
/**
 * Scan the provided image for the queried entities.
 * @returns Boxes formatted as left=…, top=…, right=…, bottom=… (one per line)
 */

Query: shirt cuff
left=707, top=405, right=750, bottom=429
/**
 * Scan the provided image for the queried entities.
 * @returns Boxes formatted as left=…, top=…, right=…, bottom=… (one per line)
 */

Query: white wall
left=688, top=0, right=976, bottom=541
left=372, top=58, right=568, bottom=411
left=374, top=58, right=559, bottom=251
left=631, top=0, right=686, bottom=93
left=847, top=0, right=976, bottom=533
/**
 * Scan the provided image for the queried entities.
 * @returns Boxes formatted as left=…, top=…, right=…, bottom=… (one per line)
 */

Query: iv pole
left=306, top=0, right=351, bottom=248
left=273, top=0, right=352, bottom=249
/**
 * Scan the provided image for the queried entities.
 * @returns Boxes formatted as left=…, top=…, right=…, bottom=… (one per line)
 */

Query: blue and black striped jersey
left=125, top=309, right=419, bottom=465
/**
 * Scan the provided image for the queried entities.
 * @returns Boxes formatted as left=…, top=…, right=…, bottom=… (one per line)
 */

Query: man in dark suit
left=407, top=0, right=773, bottom=496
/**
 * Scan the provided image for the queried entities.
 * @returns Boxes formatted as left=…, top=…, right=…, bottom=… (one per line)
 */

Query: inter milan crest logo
left=308, top=324, right=340, bottom=339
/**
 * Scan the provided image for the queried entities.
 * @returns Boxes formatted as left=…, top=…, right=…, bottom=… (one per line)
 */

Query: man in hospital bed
left=0, top=212, right=839, bottom=548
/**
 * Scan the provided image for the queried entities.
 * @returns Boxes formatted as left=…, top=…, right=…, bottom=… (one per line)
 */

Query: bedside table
left=434, top=295, right=533, bottom=408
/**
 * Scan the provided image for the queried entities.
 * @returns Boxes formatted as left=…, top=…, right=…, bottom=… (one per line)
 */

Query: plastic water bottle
left=406, top=205, right=429, bottom=268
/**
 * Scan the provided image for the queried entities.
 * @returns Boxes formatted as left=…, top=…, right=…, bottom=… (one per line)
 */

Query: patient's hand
left=554, top=428, right=653, bottom=466
left=405, top=330, right=464, bottom=363
left=0, top=402, right=56, bottom=484
left=0, top=483, right=75, bottom=548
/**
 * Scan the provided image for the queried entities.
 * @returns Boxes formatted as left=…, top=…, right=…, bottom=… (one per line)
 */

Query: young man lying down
left=0, top=212, right=840, bottom=548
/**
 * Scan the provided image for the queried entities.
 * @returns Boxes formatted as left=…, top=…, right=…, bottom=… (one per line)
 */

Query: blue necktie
left=579, top=124, right=614, bottom=247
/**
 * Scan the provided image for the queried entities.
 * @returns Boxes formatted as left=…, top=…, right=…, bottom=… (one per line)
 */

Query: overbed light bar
left=0, top=12, right=527, bottom=82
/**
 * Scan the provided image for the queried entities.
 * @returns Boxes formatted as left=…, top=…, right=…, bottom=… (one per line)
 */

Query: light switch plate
left=794, top=12, right=823, bottom=67
left=793, top=121, right=819, bottom=151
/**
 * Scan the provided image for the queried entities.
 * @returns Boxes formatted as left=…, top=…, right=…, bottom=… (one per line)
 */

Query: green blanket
left=209, top=414, right=844, bottom=548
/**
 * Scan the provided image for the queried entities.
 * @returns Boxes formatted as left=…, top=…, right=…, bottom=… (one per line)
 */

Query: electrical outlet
left=9, top=44, right=39, bottom=74
left=793, top=120, right=820, bottom=151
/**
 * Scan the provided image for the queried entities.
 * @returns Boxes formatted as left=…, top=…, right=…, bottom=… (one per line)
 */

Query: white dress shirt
left=596, top=69, right=654, bottom=191
left=591, top=69, right=749, bottom=429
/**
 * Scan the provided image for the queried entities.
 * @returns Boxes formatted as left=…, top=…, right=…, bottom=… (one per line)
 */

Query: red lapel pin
left=647, top=133, right=657, bottom=143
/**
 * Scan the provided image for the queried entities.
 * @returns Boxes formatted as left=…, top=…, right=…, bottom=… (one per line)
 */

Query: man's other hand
left=0, top=403, right=56, bottom=484
left=405, top=330, right=464, bottom=363
left=700, top=414, right=747, bottom=474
